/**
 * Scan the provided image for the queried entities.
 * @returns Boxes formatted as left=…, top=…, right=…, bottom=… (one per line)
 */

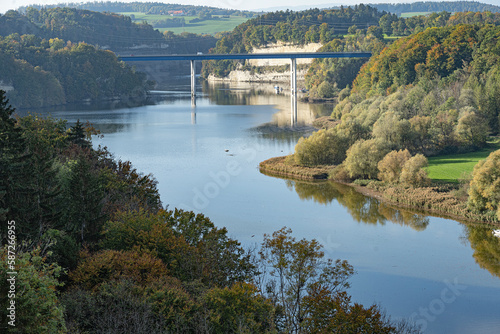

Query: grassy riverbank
left=426, top=139, right=500, bottom=183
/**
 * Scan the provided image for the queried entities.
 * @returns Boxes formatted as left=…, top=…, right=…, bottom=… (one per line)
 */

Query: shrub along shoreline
left=259, top=154, right=500, bottom=226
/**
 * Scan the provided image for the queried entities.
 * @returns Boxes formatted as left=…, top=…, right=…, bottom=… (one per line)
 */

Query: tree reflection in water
left=285, top=179, right=429, bottom=231
left=464, top=224, right=500, bottom=278
left=284, top=178, right=500, bottom=278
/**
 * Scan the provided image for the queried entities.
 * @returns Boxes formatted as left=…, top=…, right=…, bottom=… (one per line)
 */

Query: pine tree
left=0, top=90, right=32, bottom=233
left=1, top=90, right=63, bottom=243
left=66, top=154, right=105, bottom=243
left=67, top=119, right=91, bottom=149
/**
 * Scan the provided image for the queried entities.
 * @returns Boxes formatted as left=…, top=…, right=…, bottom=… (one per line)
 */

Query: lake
left=20, top=77, right=500, bottom=334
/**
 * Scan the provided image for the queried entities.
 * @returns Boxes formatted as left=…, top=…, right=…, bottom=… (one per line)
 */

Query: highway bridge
left=119, top=52, right=372, bottom=125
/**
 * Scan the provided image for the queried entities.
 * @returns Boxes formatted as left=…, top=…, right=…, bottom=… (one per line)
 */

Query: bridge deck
left=118, top=52, right=371, bottom=61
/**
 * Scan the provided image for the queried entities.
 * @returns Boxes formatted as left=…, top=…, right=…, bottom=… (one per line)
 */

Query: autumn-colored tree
left=378, top=149, right=412, bottom=183
left=409, top=115, right=433, bottom=153
left=302, top=287, right=398, bottom=334
left=455, top=109, right=488, bottom=148
left=101, top=209, right=256, bottom=287
left=294, top=128, right=349, bottom=166
left=399, top=154, right=430, bottom=187
left=468, top=150, right=500, bottom=217
left=204, top=282, right=275, bottom=333
left=258, top=227, right=354, bottom=333
left=69, top=249, right=169, bottom=290
left=373, top=112, right=414, bottom=149
left=344, top=139, right=391, bottom=179
left=63, top=280, right=166, bottom=334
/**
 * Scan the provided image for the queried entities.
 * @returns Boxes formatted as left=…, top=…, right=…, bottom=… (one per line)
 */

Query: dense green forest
left=0, top=34, right=153, bottom=108
left=0, top=91, right=420, bottom=333
left=19, top=1, right=257, bottom=18
left=372, top=1, right=500, bottom=15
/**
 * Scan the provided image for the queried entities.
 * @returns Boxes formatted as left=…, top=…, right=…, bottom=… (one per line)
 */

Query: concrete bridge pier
left=190, top=59, right=196, bottom=107
left=290, top=58, right=297, bottom=126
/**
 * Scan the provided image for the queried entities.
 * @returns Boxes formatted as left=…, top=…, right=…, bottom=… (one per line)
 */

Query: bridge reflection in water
left=119, top=52, right=371, bottom=126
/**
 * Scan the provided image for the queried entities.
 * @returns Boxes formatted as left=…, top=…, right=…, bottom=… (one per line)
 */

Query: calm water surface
left=22, top=79, right=500, bottom=333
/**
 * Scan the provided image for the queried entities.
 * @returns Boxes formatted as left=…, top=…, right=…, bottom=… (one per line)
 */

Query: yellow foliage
left=399, top=154, right=430, bottom=187
left=378, top=149, right=411, bottom=183
left=468, top=150, right=500, bottom=217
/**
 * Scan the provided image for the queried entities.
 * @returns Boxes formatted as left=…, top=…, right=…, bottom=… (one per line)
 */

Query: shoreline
left=259, top=156, right=331, bottom=180
left=259, top=154, right=500, bottom=227
left=344, top=181, right=495, bottom=226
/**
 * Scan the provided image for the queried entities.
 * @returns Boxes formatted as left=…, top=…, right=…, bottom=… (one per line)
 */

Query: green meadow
left=426, top=139, right=500, bottom=182
left=119, top=12, right=249, bottom=35
left=400, top=12, right=432, bottom=18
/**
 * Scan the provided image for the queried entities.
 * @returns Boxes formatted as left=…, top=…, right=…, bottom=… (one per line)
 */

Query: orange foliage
left=69, top=249, right=169, bottom=290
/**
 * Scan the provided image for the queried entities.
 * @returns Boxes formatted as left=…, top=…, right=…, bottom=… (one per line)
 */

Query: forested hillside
left=298, top=23, right=500, bottom=163
left=0, top=34, right=153, bottom=108
left=291, top=23, right=500, bottom=204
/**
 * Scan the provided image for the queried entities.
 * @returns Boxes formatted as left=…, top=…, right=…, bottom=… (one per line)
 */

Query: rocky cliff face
left=247, top=42, right=323, bottom=67
left=207, top=42, right=322, bottom=83
left=207, top=68, right=308, bottom=83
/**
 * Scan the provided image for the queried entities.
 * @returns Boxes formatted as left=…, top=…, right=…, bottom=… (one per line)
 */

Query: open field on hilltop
left=344, top=34, right=401, bottom=41
left=383, top=34, right=401, bottom=40
left=119, top=12, right=249, bottom=35
left=400, top=12, right=432, bottom=18
left=426, top=139, right=500, bottom=183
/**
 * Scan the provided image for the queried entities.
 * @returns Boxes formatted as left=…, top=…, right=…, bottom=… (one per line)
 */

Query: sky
left=1, top=0, right=500, bottom=14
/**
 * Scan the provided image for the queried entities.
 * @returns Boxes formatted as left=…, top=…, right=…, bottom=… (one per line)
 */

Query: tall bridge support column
left=191, top=59, right=196, bottom=107
left=290, top=58, right=297, bottom=125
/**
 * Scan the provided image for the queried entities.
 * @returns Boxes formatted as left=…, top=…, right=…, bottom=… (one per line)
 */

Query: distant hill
left=0, top=7, right=217, bottom=52
left=372, top=1, right=500, bottom=15
left=18, top=1, right=257, bottom=18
